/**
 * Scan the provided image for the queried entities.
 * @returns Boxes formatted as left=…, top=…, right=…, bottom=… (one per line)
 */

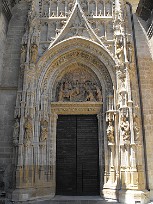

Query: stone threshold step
left=28, top=196, right=118, bottom=204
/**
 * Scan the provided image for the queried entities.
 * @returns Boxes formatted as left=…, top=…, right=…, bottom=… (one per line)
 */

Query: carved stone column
left=97, top=112, right=104, bottom=195
left=50, top=112, right=58, bottom=196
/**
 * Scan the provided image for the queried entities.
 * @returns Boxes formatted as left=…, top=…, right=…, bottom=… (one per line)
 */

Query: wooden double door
left=56, top=115, right=99, bottom=196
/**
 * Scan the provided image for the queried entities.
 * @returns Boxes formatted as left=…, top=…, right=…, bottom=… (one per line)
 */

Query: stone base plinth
left=102, top=188, right=119, bottom=200
left=12, top=187, right=54, bottom=202
left=119, top=190, right=150, bottom=204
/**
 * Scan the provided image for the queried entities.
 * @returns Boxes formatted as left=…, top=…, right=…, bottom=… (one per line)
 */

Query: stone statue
left=40, top=120, right=48, bottom=142
left=30, top=44, right=38, bottom=63
left=133, top=115, right=140, bottom=141
left=13, top=119, right=20, bottom=146
left=95, top=85, right=102, bottom=101
left=31, top=26, right=40, bottom=45
left=127, top=41, right=134, bottom=63
left=20, top=45, right=27, bottom=64
left=116, top=41, right=124, bottom=62
left=86, top=89, right=95, bottom=101
left=24, top=118, right=33, bottom=146
left=107, top=121, right=114, bottom=143
left=120, top=116, right=130, bottom=142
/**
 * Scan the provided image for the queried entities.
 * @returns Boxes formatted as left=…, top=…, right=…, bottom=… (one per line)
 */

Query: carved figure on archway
left=107, top=121, right=114, bottom=143
left=24, top=117, right=33, bottom=146
left=120, top=116, right=130, bottom=142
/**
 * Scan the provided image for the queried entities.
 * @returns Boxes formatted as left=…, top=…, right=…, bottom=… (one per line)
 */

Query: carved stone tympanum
left=56, top=67, right=102, bottom=102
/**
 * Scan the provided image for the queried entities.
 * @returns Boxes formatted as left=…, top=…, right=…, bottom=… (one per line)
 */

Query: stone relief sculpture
left=57, top=80, right=102, bottom=102
left=120, top=115, right=130, bottom=142
left=107, top=121, right=115, bottom=143
left=24, top=117, right=33, bottom=146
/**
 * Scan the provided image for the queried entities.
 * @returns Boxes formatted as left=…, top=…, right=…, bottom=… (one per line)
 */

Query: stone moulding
left=51, top=102, right=103, bottom=115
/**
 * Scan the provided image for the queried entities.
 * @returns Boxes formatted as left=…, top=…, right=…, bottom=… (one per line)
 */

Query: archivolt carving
left=40, top=49, right=113, bottom=96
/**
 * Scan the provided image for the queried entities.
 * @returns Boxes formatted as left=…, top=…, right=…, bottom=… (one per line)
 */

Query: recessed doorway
left=56, top=115, right=99, bottom=196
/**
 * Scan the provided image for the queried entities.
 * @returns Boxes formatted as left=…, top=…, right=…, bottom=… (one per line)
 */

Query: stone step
left=28, top=196, right=119, bottom=204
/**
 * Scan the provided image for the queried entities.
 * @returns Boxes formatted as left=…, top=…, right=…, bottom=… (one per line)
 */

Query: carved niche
left=56, top=67, right=102, bottom=102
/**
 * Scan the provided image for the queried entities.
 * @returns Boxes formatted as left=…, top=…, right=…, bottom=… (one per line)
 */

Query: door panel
left=56, top=115, right=99, bottom=195
left=56, top=115, right=77, bottom=195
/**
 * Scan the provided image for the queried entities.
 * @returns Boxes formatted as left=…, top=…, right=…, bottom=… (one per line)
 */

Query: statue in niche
left=107, top=121, right=114, bottom=143
left=133, top=114, right=140, bottom=141
left=24, top=117, right=33, bottom=146
left=20, top=45, right=27, bottom=64
left=13, top=118, right=20, bottom=146
left=30, top=44, right=38, bottom=63
left=120, top=116, right=130, bottom=142
left=127, top=41, right=134, bottom=63
left=40, top=120, right=48, bottom=142
left=116, top=41, right=124, bottom=62
left=31, top=26, right=40, bottom=45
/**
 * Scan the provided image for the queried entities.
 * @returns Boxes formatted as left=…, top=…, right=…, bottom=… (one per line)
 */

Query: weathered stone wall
left=133, top=14, right=153, bottom=200
left=0, top=12, right=8, bottom=85
left=0, top=1, right=29, bottom=195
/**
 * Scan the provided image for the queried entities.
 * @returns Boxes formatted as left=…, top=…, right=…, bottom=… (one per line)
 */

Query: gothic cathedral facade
left=0, top=0, right=153, bottom=203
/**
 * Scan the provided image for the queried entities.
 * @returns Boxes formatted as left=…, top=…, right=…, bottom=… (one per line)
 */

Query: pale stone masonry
left=0, top=0, right=153, bottom=203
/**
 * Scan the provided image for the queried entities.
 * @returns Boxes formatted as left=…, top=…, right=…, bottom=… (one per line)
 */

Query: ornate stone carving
left=120, top=115, right=130, bottom=143
left=30, top=44, right=38, bottom=63
left=127, top=41, right=134, bottom=63
left=58, top=80, right=102, bottom=102
left=56, top=67, right=102, bottom=102
left=24, top=117, right=33, bottom=146
left=40, top=120, right=48, bottom=142
left=107, top=121, right=115, bottom=143
left=133, top=114, right=140, bottom=141
left=20, top=44, right=27, bottom=64
left=13, top=119, right=20, bottom=146
left=116, top=40, right=124, bottom=62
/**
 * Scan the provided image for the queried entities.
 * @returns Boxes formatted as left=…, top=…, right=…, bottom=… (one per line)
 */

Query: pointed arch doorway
left=56, top=114, right=99, bottom=196
left=51, top=102, right=103, bottom=197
